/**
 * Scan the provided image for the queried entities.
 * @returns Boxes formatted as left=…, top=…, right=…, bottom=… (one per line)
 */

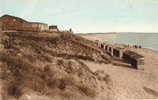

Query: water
left=101, top=33, right=158, bottom=51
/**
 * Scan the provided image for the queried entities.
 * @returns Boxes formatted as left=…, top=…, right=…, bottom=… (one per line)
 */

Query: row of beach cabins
left=96, top=41, right=145, bottom=69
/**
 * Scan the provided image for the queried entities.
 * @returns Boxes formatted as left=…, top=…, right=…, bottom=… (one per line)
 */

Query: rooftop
left=124, top=50, right=144, bottom=59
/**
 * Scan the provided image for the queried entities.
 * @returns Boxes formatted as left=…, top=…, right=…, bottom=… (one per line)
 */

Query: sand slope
left=80, top=33, right=158, bottom=99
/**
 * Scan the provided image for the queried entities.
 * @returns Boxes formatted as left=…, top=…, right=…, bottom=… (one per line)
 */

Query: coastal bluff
left=0, top=30, right=113, bottom=100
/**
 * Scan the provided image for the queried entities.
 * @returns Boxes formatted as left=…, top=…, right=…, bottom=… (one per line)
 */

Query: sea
left=100, top=33, right=158, bottom=51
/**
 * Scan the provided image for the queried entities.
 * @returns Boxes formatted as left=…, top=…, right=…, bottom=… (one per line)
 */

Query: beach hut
left=113, top=47, right=124, bottom=58
left=123, top=50, right=144, bottom=69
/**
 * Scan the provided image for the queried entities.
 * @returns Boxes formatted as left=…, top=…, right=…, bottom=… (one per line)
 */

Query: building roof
left=0, top=14, right=48, bottom=25
left=124, top=50, right=144, bottom=59
left=0, top=14, right=28, bottom=23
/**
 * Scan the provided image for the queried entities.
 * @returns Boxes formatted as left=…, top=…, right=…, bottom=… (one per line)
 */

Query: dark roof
left=124, top=50, right=144, bottom=59
left=0, top=14, right=28, bottom=23
left=0, top=14, right=47, bottom=25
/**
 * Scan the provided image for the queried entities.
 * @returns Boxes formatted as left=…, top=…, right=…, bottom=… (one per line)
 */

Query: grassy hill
left=0, top=31, right=111, bottom=100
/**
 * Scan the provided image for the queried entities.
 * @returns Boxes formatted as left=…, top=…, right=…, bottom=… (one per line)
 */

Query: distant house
left=49, top=25, right=59, bottom=32
left=0, top=14, right=49, bottom=32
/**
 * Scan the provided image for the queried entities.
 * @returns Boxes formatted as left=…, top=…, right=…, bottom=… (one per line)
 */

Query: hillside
left=0, top=31, right=113, bottom=100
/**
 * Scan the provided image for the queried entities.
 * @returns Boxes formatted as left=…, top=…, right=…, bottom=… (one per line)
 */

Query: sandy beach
left=77, top=33, right=117, bottom=41
left=79, top=33, right=158, bottom=99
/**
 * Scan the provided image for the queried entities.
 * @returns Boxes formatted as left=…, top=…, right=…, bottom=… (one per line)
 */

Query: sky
left=0, top=0, right=158, bottom=33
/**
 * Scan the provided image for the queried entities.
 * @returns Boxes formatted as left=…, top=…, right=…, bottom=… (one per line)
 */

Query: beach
left=77, top=33, right=117, bottom=41
left=79, top=33, right=158, bottom=99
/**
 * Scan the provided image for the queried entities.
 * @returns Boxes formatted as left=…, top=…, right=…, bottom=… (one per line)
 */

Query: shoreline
left=76, top=33, right=118, bottom=41
left=78, top=33, right=158, bottom=52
